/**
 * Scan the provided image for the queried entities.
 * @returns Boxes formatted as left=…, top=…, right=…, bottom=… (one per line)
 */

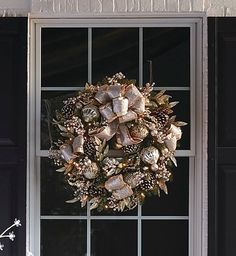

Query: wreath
left=49, top=73, right=187, bottom=212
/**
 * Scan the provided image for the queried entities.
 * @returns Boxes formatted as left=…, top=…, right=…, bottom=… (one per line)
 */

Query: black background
left=0, top=18, right=27, bottom=256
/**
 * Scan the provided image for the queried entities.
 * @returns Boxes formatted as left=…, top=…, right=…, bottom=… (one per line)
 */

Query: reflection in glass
left=91, top=220, right=137, bottom=256
left=41, top=220, right=87, bottom=256
left=142, top=158, right=189, bottom=216
left=41, top=158, right=86, bottom=216
left=41, top=28, right=88, bottom=87
left=143, top=27, right=190, bottom=86
left=142, top=221, right=188, bottom=256
left=92, top=28, right=139, bottom=83
left=41, top=91, right=77, bottom=150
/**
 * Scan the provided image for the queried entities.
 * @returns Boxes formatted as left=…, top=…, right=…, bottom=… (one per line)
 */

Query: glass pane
left=41, top=220, right=86, bottom=256
left=41, top=91, right=77, bottom=150
left=41, top=28, right=88, bottom=87
left=41, top=157, right=87, bottom=216
left=91, top=206, right=137, bottom=216
left=165, top=90, right=190, bottom=150
left=142, top=157, right=189, bottom=216
left=143, top=27, right=190, bottom=86
left=142, top=220, right=188, bottom=256
left=92, top=28, right=139, bottom=83
left=91, top=220, right=137, bottom=256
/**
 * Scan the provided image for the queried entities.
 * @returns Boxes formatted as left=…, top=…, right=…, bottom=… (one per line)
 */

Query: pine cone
left=122, top=144, right=141, bottom=155
left=88, top=186, right=106, bottom=197
left=84, top=138, right=96, bottom=157
left=151, top=111, right=169, bottom=128
left=140, top=179, right=155, bottom=191
left=61, top=104, right=75, bottom=118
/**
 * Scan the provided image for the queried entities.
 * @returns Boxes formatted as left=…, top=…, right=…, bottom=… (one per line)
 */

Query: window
left=28, top=18, right=206, bottom=256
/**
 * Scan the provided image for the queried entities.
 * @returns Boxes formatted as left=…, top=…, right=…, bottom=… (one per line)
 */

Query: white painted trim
left=29, top=12, right=206, bottom=19
left=27, top=16, right=207, bottom=256
left=201, top=14, right=208, bottom=256
left=41, top=86, right=190, bottom=91
left=0, top=8, right=28, bottom=17
left=37, top=149, right=195, bottom=157
left=40, top=215, right=189, bottom=220
left=30, top=17, right=202, bottom=27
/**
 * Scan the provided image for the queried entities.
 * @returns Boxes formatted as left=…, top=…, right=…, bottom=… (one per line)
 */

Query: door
left=208, top=17, right=236, bottom=256
left=0, top=18, right=27, bottom=256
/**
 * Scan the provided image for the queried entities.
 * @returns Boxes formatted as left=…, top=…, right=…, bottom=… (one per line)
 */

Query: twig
left=0, top=219, right=21, bottom=252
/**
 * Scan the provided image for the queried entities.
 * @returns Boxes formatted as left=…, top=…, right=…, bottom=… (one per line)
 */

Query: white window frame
left=27, top=16, right=207, bottom=256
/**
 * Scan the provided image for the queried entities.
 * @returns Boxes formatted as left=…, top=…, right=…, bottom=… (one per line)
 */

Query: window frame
left=27, top=16, right=207, bottom=256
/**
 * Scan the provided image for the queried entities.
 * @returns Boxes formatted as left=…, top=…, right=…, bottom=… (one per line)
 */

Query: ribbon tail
left=117, top=124, right=143, bottom=146
left=93, top=120, right=119, bottom=141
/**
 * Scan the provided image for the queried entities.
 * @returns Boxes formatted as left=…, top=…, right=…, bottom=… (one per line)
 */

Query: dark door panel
left=208, top=17, right=236, bottom=256
left=0, top=18, right=27, bottom=256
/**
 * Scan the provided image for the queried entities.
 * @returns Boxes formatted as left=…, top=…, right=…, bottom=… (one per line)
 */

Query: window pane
left=92, top=28, right=139, bottom=83
left=91, top=206, right=137, bottom=216
left=143, top=27, right=190, bottom=86
left=41, top=91, right=77, bottom=150
left=41, top=220, right=86, bottom=256
left=41, top=28, right=88, bottom=87
left=91, top=220, right=137, bottom=256
left=41, top=157, right=87, bottom=216
left=164, top=90, right=190, bottom=150
left=142, top=157, right=189, bottom=216
left=142, top=220, right=188, bottom=256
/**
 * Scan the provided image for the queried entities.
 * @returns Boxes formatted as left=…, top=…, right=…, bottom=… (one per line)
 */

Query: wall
left=1, top=0, right=236, bottom=17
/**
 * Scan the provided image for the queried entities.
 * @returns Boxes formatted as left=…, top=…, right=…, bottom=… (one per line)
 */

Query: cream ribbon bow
left=92, top=83, right=146, bottom=146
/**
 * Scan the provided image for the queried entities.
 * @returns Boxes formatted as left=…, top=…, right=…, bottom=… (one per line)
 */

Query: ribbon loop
left=94, top=83, right=146, bottom=146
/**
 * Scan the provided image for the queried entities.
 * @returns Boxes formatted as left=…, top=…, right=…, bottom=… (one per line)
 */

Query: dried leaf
left=169, top=115, right=176, bottom=123
left=159, top=181, right=168, bottom=194
left=60, top=132, right=74, bottom=138
left=94, top=136, right=101, bottom=145
left=155, top=90, right=166, bottom=98
left=107, top=169, right=115, bottom=176
left=124, top=197, right=131, bottom=206
left=89, top=198, right=101, bottom=210
left=103, top=145, right=109, bottom=156
left=102, top=139, right=107, bottom=148
left=119, top=200, right=126, bottom=211
left=56, top=167, right=65, bottom=173
left=174, top=121, right=188, bottom=127
left=66, top=197, right=80, bottom=203
left=57, top=124, right=68, bottom=132
left=156, top=95, right=171, bottom=105
left=169, top=101, right=179, bottom=108
left=170, top=155, right=177, bottom=167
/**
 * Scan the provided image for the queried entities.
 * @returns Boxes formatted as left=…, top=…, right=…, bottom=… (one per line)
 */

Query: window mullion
left=87, top=27, right=93, bottom=256
left=88, top=28, right=92, bottom=84
left=139, top=27, right=143, bottom=86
